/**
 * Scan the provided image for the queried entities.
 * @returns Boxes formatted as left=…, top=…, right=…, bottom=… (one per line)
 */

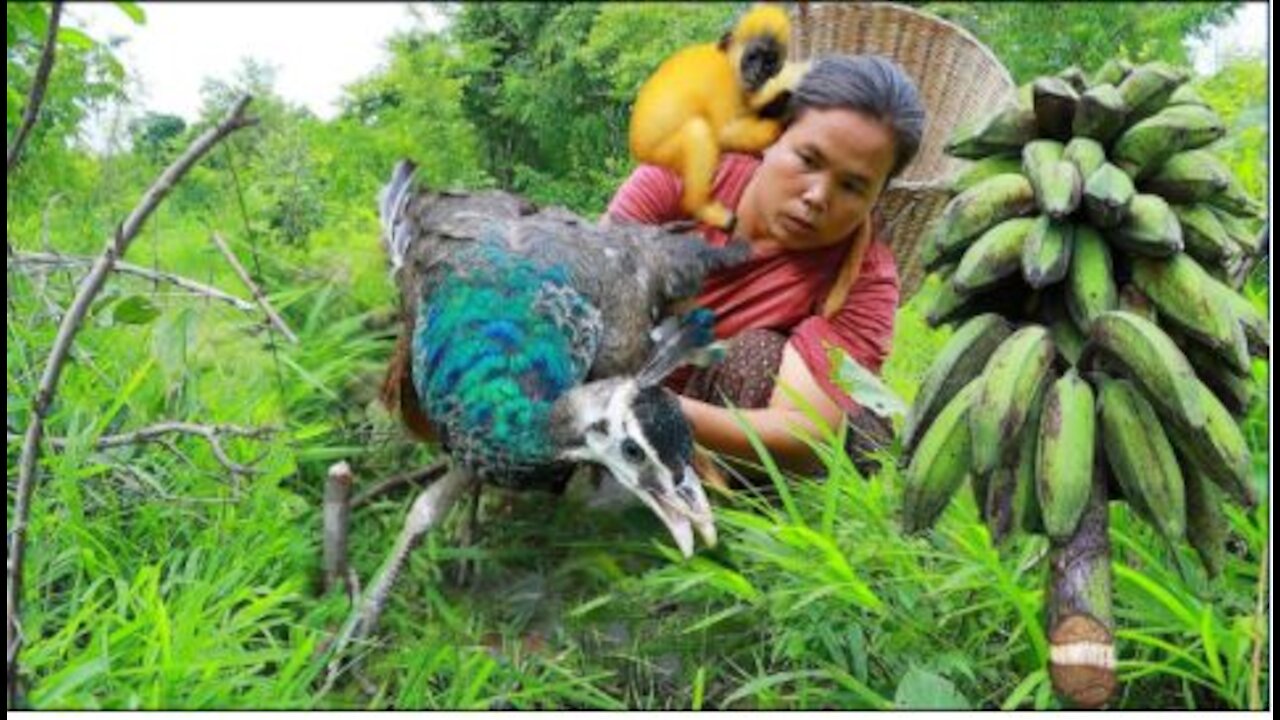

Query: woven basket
left=789, top=2, right=1016, bottom=299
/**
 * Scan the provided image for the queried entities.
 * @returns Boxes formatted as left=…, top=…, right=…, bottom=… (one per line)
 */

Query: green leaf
left=56, top=26, right=96, bottom=50
left=831, top=348, right=908, bottom=419
left=893, top=666, right=970, bottom=710
left=114, top=1, right=147, bottom=24
left=112, top=294, right=162, bottom=325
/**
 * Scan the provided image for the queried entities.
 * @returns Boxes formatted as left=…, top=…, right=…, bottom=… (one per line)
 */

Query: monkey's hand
left=747, top=60, right=810, bottom=113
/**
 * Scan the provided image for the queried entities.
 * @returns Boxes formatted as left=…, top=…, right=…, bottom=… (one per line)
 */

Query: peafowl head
left=550, top=311, right=722, bottom=557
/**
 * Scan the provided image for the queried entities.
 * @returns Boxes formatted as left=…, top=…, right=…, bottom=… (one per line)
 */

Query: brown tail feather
left=381, top=331, right=439, bottom=443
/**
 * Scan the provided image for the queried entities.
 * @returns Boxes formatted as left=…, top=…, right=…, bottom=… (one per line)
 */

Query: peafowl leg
left=324, top=464, right=475, bottom=687
left=451, top=481, right=483, bottom=586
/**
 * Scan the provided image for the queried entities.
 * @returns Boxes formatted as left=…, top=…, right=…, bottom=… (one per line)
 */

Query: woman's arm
left=679, top=342, right=845, bottom=474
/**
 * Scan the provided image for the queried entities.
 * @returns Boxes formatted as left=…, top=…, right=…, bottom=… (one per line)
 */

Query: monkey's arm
left=717, top=116, right=784, bottom=154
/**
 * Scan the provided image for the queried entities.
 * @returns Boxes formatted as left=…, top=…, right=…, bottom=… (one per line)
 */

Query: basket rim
left=793, top=1, right=1017, bottom=93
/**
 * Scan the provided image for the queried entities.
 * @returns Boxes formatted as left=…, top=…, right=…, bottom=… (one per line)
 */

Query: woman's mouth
left=780, top=213, right=815, bottom=235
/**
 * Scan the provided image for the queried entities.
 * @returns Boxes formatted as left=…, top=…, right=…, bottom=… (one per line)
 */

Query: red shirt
left=605, top=153, right=900, bottom=414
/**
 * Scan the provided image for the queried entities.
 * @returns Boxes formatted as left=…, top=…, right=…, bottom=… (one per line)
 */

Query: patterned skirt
left=682, top=328, right=893, bottom=479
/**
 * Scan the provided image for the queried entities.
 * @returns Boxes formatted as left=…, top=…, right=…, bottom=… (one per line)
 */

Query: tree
left=921, top=2, right=1240, bottom=83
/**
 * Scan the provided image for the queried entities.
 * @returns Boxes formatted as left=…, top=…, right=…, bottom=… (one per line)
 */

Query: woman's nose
left=801, top=179, right=828, bottom=214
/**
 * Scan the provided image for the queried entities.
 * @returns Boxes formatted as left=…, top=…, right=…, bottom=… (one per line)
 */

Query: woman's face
left=743, top=106, right=897, bottom=250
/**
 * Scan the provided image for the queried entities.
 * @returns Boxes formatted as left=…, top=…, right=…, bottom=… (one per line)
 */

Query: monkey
left=629, top=4, right=808, bottom=232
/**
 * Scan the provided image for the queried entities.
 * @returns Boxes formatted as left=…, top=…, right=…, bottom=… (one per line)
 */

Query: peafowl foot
left=322, top=464, right=475, bottom=692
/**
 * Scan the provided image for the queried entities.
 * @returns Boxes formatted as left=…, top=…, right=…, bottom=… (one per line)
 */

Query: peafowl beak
left=625, top=464, right=717, bottom=558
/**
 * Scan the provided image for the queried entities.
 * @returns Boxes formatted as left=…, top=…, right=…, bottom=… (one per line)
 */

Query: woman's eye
left=797, top=151, right=817, bottom=169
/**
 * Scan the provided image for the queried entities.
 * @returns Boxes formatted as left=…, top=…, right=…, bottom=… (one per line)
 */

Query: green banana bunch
left=916, top=57, right=1267, bottom=709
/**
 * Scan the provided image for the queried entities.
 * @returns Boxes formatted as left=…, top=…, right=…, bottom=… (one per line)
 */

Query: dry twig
left=350, top=458, right=449, bottom=509
left=6, top=1, right=62, bottom=178
left=324, top=462, right=354, bottom=597
left=7, top=95, right=257, bottom=707
left=9, top=251, right=257, bottom=312
left=210, top=231, right=298, bottom=343
left=7, top=421, right=276, bottom=477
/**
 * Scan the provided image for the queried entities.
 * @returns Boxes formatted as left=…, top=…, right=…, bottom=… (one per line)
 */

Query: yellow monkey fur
left=629, top=4, right=808, bottom=230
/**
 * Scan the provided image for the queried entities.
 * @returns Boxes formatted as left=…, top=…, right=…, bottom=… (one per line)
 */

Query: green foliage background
left=6, top=1, right=1269, bottom=710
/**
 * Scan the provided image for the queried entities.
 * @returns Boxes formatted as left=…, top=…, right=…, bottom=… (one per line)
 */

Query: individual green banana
left=925, top=266, right=967, bottom=328
left=1179, top=333, right=1255, bottom=417
left=1072, top=83, right=1127, bottom=144
left=1062, top=137, right=1106, bottom=181
left=1167, top=82, right=1209, bottom=108
left=1207, top=204, right=1265, bottom=256
left=1023, top=140, right=1082, bottom=218
left=1142, top=149, right=1231, bottom=204
left=954, top=217, right=1037, bottom=292
left=1181, top=453, right=1229, bottom=578
left=1022, top=215, right=1074, bottom=289
left=1116, top=284, right=1157, bottom=322
left=1205, top=273, right=1270, bottom=357
left=1096, top=377, right=1186, bottom=541
left=1116, top=61, right=1187, bottom=122
left=1131, top=254, right=1251, bottom=373
left=903, top=379, right=983, bottom=534
left=1161, top=381, right=1255, bottom=509
left=946, top=101, right=1039, bottom=159
left=982, top=466, right=1018, bottom=545
left=951, top=154, right=1023, bottom=194
left=1207, top=173, right=1266, bottom=219
left=1047, top=310, right=1086, bottom=367
left=1172, top=203, right=1242, bottom=265
left=1083, top=311, right=1206, bottom=431
left=924, top=173, right=1037, bottom=268
left=1058, top=65, right=1089, bottom=93
left=970, top=326, right=1056, bottom=476
left=903, top=313, right=1013, bottom=454
left=1064, top=224, right=1117, bottom=333
left=1012, top=377, right=1048, bottom=535
left=1089, top=58, right=1132, bottom=88
left=1105, top=193, right=1183, bottom=257
left=1033, top=75, right=1079, bottom=140
left=1111, top=105, right=1226, bottom=179
left=1037, top=369, right=1097, bottom=542
left=1082, top=163, right=1135, bottom=229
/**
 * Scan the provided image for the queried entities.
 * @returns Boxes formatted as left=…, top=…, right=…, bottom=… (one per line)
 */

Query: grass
left=6, top=187, right=1270, bottom=710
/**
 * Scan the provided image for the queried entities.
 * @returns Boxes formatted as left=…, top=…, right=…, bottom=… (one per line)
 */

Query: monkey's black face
left=739, top=35, right=784, bottom=92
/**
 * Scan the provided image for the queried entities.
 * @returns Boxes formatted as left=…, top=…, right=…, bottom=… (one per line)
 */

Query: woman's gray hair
left=790, top=55, right=926, bottom=179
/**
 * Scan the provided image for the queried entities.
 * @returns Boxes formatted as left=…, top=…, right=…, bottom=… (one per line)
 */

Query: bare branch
left=7, top=421, right=276, bottom=476
left=210, top=231, right=298, bottom=343
left=6, top=1, right=63, bottom=177
left=324, top=462, right=354, bottom=597
left=351, top=458, right=449, bottom=509
left=9, top=251, right=257, bottom=312
left=8, top=95, right=256, bottom=706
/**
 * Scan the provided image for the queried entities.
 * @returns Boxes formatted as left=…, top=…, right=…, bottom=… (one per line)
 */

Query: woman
left=605, top=55, right=926, bottom=477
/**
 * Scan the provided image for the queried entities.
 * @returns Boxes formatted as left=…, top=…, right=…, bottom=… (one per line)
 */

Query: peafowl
left=326, top=160, right=750, bottom=676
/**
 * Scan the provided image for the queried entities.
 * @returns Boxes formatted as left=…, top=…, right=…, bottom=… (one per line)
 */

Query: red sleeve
left=606, top=164, right=685, bottom=225
left=789, top=240, right=900, bottom=414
